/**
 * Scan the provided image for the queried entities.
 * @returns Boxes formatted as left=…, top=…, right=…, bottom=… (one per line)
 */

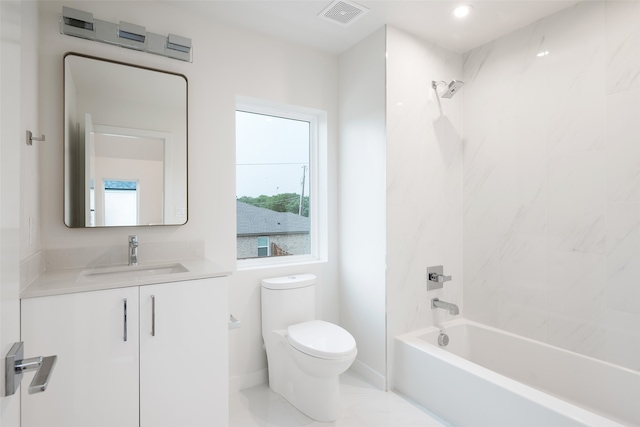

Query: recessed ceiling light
left=453, top=5, right=473, bottom=18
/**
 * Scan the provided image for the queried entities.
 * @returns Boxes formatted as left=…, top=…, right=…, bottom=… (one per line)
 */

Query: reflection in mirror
left=64, top=53, right=188, bottom=227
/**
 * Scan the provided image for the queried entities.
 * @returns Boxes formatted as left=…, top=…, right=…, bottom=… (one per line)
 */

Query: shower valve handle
left=429, top=273, right=452, bottom=283
left=427, top=266, right=452, bottom=291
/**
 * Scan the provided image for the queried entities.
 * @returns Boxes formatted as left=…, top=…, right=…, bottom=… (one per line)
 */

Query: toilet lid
left=287, top=320, right=357, bottom=360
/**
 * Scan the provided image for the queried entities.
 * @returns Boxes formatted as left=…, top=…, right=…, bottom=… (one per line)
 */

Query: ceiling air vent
left=318, top=0, right=369, bottom=27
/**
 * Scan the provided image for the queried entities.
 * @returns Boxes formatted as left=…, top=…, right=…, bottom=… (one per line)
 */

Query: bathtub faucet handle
left=427, top=266, right=452, bottom=290
left=429, top=273, right=452, bottom=283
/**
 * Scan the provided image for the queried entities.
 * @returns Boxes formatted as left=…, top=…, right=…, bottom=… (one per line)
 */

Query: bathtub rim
left=395, top=318, right=631, bottom=427
left=404, top=318, right=638, bottom=376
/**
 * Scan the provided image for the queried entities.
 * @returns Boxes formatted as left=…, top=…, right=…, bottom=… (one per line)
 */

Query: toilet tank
left=261, top=274, right=316, bottom=334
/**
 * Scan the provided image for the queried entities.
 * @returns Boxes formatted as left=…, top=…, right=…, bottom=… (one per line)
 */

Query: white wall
left=20, top=1, right=41, bottom=260
left=338, top=27, right=388, bottom=388
left=462, top=0, right=640, bottom=371
left=37, top=1, right=339, bottom=387
left=385, top=26, right=463, bottom=387
left=2, top=0, right=39, bottom=424
left=338, top=26, right=464, bottom=390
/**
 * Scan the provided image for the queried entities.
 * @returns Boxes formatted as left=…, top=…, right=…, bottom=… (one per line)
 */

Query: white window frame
left=236, top=96, right=327, bottom=270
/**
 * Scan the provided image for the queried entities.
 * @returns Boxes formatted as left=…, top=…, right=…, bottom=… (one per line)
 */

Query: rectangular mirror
left=64, top=53, right=188, bottom=227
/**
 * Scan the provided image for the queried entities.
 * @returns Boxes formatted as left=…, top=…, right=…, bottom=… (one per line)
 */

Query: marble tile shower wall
left=462, top=1, right=640, bottom=371
left=386, top=27, right=463, bottom=345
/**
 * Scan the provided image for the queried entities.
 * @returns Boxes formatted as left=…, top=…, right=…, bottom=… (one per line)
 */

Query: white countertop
left=21, top=258, right=231, bottom=299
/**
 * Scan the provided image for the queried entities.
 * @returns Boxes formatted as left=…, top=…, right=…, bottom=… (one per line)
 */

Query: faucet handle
left=427, top=265, right=452, bottom=291
left=128, top=235, right=138, bottom=245
left=429, top=273, right=452, bottom=283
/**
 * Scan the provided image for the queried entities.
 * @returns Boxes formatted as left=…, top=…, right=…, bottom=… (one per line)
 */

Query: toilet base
left=270, top=367, right=341, bottom=422
left=264, top=331, right=355, bottom=422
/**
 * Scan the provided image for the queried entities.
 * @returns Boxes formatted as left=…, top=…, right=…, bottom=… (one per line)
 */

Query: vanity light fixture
left=166, top=34, right=192, bottom=61
left=118, top=21, right=146, bottom=49
left=452, top=5, right=473, bottom=18
left=61, top=7, right=94, bottom=39
left=61, top=7, right=192, bottom=62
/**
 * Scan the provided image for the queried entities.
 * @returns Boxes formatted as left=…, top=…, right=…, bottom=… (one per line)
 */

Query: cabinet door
left=21, top=287, right=140, bottom=427
left=139, top=277, right=228, bottom=427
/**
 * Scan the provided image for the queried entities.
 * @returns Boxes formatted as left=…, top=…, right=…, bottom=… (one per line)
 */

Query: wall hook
left=26, top=130, right=45, bottom=146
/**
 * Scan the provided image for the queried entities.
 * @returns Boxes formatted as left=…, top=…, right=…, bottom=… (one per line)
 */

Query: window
left=236, top=98, right=325, bottom=266
left=257, top=236, right=270, bottom=257
left=103, top=179, right=138, bottom=226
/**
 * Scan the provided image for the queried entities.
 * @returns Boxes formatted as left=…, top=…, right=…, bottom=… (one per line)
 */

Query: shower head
left=432, top=79, right=465, bottom=99
left=441, top=80, right=465, bottom=98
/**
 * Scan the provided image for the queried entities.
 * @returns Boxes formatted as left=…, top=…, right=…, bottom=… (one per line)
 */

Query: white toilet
left=261, top=274, right=357, bottom=422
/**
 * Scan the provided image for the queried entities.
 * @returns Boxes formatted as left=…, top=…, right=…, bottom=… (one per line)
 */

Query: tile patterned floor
left=229, top=372, right=450, bottom=426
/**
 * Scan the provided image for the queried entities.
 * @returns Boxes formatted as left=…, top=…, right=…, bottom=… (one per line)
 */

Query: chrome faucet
left=431, top=298, right=459, bottom=315
left=128, top=235, right=138, bottom=266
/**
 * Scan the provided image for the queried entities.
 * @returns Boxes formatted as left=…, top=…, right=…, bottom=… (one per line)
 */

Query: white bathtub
left=395, top=319, right=640, bottom=427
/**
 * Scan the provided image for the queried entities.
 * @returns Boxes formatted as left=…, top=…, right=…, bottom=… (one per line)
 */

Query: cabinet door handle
left=123, top=298, right=128, bottom=342
left=151, top=295, right=156, bottom=337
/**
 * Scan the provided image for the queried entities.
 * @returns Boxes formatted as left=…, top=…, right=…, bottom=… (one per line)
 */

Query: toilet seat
left=287, top=320, right=357, bottom=360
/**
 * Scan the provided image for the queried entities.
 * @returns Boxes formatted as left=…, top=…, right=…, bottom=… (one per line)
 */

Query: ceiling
left=161, top=0, right=580, bottom=55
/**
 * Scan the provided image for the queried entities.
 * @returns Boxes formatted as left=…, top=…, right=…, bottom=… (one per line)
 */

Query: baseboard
left=229, top=369, right=268, bottom=392
left=348, top=359, right=386, bottom=391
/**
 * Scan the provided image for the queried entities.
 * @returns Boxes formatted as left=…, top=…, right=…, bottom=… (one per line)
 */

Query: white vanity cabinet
left=21, top=277, right=228, bottom=427
left=138, top=278, right=228, bottom=427
left=21, top=286, right=140, bottom=427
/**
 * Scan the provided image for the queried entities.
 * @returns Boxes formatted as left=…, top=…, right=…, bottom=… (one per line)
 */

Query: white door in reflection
left=103, top=180, right=139, bottom=226
left=92, top=128, right=167, bottom=227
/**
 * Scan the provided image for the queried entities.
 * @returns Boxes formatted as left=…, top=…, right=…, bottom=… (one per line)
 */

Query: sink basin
left=78, top=263, right=189, bottom=282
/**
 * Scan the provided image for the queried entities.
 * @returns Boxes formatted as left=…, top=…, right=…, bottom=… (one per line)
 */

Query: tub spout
left=431, top=298, right=459, bottom=315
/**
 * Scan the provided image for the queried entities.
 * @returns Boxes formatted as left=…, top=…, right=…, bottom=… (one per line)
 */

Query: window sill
left=236, top=255, right=326, bottom=271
